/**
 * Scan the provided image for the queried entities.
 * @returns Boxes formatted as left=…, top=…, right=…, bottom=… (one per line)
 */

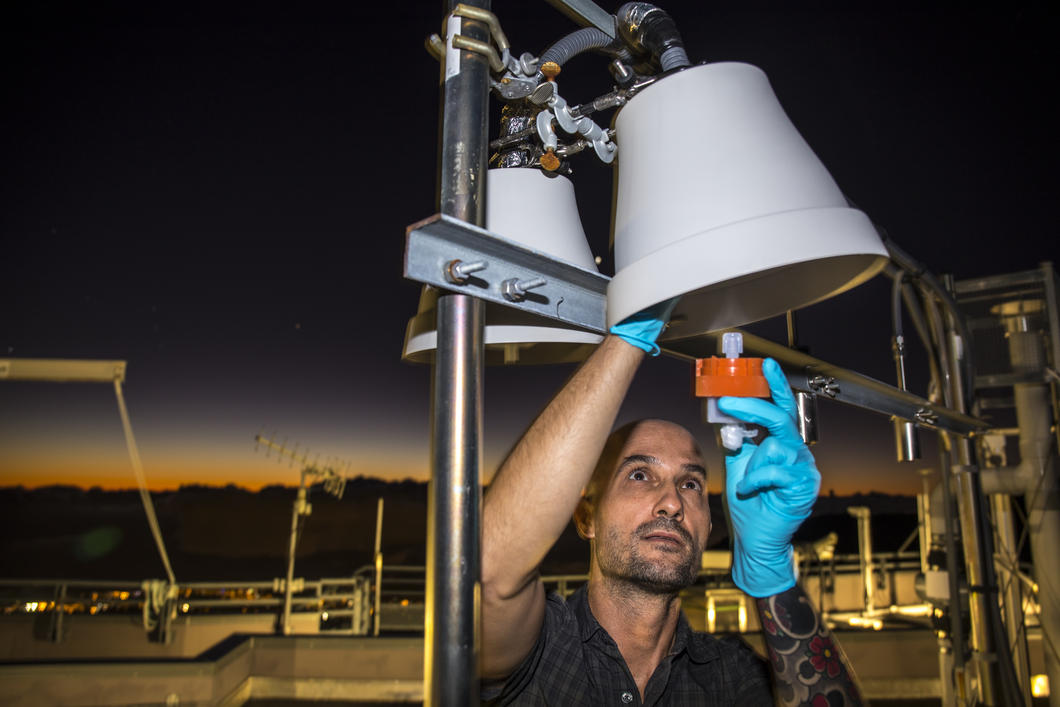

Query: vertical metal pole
left=921, top=285, right=968, bottom=705
left=917, top=470, right=932, bottom=574
left=941, top=298, right=999, bottom=704
left=52, top=583, right=67, bottom=643
left=785, top=309, right=798, bottom=348
left=1006, top=317, right=1060, bottom=707
left=283, top=470, right=307, bottom=635
left=953, top=464, right=998, bottom=703
left=374, top=497, right=384, bottom=637
left=935, top=444, right=966, bottom=707
left=848, top=507, right=875, bottom=614
left=990, top=493, right=1032, bottom=705
left=428, top=296, right=484, bottom=705
left=426, top=2, right=489, bottom=704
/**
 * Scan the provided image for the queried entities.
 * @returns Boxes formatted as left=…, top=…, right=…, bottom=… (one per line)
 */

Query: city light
left=847, top=616, right=883, bottom=631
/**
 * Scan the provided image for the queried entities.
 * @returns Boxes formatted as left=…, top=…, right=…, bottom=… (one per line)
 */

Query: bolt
left=445, top=259, right=487, bottom=284
left=808, top=375, right=840, bottom=398
left=502, top=277, right=546, bottom=301
left=915, top=408, right=939, bottom=425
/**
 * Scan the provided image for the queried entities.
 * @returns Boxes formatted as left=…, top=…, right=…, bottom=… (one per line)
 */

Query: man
left=481, top=304, right=864, bottom=705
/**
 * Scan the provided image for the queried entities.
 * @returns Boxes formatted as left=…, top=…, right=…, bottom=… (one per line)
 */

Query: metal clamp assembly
left=449, top=4, right=509, bottom=54
left=534, top=77, right=616, bottom=165
left=809, top=375, right=841, bottom=398
left=915, top=408, right=940, bottom=426
left=427, top=4, right=522, bottom=76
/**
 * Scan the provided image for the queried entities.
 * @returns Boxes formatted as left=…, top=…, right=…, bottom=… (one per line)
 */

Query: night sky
left=2, top=2, right=1056, bottom=495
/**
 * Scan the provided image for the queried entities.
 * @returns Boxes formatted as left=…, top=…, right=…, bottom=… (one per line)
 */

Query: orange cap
left=694, top=356, right=770, bottom=398
left=540, top=149, right=560, bottom=172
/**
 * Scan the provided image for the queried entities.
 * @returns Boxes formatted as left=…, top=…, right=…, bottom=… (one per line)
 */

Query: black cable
left=883, top=236, right=977, bottom=408
left=901, top=281, right=943, bottom=400
left=884, top=263, right=943, bottom=404
left=891, top=268, right=905, bottom=341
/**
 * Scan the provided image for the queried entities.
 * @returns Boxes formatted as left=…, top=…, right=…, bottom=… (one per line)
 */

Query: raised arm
left=718, top=360, right=865, bottom=705
left=481, top=334, right=643, bottom=678
left=481, top=300, right=676, bottom=679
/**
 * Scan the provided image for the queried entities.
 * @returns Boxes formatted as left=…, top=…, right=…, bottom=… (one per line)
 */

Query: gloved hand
left=717, top=358, right=820, bottom=597
left=608, top=297, right=679, bottom=356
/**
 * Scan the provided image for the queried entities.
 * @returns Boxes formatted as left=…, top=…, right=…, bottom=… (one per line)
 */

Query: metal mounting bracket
left=403, top=213, right=609, bottom=333
left=661, top=329, right=990, bottom=437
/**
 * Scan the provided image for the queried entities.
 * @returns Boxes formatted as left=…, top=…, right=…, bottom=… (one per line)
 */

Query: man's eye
left=628, top=470, right=648, bottom=481
left=683, top=479, right=703, bottom=492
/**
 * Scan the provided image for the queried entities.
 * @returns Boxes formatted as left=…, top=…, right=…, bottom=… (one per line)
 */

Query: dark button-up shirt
left=483, top=585, right=773, bottom=706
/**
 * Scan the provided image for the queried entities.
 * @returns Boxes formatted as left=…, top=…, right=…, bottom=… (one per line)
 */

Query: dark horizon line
left=0, top=480, right=918, bottom=498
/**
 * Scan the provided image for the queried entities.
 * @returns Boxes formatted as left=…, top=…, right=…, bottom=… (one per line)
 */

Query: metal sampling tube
left=795, top=391, right=819, bottom=446
left=426, top=1, right=490, bottom=704
left=890, top=270, right=920, bottom=461
left=892, top=334, right=921, bottom=461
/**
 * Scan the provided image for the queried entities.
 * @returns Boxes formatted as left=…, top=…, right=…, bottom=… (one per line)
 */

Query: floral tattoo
left=756, top=584, right=865, bottom=706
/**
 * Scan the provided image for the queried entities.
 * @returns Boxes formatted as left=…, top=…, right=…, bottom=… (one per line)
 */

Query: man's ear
left=574, top=497, right=594, bottom=540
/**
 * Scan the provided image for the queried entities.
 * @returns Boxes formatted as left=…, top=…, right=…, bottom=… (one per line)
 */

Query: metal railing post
left=374, top=497, right=384, bottom=637
left=51, top=582, right=67, bottom=643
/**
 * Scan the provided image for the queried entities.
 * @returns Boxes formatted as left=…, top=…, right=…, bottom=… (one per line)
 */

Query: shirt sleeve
left=481, top=591, right=577, bottom=705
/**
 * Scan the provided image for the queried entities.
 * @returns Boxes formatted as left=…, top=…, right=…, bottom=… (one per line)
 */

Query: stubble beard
left=597, top=518, right=700, bottom=595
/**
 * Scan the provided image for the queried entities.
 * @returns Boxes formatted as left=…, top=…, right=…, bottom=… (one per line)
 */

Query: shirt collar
left=568, top=584, right=720, bottom=664
left=569, top=584, right=606, bottom=643
left=671, top=607, right=718, bottom=664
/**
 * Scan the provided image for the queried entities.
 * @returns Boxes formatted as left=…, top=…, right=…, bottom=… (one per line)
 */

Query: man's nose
left=654, top=484, right=683, bottom=519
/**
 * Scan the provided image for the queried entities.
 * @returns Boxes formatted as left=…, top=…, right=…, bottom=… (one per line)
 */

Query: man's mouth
left=644, top=532, right=682, bottom=544
left=636, top=519, right=693, bottom=550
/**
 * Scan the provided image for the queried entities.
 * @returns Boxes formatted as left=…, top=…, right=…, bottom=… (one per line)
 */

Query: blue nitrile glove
left=717, top=358, right=820, bottom=597
left=608, top=298, right=679, bottom=356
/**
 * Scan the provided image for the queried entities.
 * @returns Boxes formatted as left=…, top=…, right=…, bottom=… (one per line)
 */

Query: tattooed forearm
left=756, top=584, right=865, bottom=706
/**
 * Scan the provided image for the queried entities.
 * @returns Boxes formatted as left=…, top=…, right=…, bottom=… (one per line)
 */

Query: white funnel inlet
left=608, top=62, right=888, bottom=333
left=402, top=168, right=603, bottom=365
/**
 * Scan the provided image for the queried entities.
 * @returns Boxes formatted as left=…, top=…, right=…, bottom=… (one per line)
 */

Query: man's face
left=587, top=420, right=711, bottom=594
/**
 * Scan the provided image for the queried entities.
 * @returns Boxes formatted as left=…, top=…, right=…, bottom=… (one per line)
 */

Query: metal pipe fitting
left=616, top=2, right=691, bottom=71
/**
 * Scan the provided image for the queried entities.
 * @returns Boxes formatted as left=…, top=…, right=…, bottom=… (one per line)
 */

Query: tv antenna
left=253, top=431, right=351, bottom=633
